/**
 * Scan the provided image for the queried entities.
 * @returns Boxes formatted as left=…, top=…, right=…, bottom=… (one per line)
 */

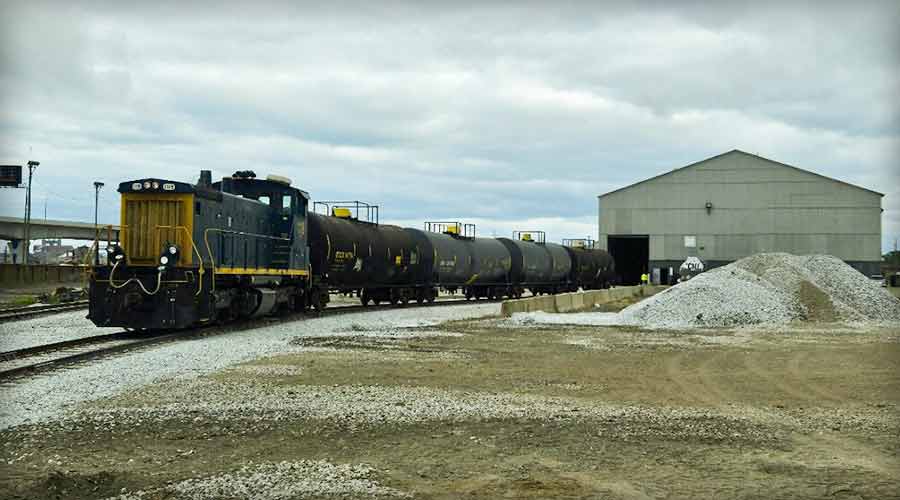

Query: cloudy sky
left=1, top=1, right=898, bottom=252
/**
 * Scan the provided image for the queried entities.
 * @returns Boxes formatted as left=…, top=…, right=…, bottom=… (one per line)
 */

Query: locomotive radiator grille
left=121, top=193, right=194, bottom=266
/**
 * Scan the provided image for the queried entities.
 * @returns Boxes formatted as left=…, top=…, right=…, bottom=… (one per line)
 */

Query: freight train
left=88, top=171, right=615, bottom=330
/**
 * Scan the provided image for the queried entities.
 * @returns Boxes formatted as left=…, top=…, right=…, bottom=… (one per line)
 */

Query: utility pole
left=93, top=181, right=104, bottom=266
left=22, top=160, right=39, bottom=265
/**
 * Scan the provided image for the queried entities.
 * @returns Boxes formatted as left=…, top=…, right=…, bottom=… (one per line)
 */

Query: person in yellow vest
left=640, top=272, right=648, bottom=285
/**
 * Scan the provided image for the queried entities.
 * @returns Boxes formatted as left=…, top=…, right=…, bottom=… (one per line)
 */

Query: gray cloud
left=1, top=1, right=898, bottom=250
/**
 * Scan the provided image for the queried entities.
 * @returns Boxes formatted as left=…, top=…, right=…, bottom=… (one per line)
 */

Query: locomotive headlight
left=143, top=181, right=151, bottom=189
left=132, top=182, right=142, bottom=191
left=159, top=243, right=179, bottom=268
left=106, top=244, right=126, bottom=264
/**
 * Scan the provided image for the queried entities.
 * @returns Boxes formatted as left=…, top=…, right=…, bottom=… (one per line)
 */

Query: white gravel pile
left=104, top=460, right=408, bottom=499
left=621, top=253, right=900, bottom=328
left=795, top=254, right=899, bottom=321
left=0, top=303, right=499, bottom=430
left=504, top=253, right=900, bottom=330
left=619, top=263, right=798, bottom=328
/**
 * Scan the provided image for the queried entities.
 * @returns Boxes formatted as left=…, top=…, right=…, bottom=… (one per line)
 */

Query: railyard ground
left=2, top=296, right=899, bottom=499
left=0, top=281, right=86, bottom=308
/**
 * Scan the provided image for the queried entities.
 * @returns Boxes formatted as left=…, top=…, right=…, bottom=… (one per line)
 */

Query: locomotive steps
left=500, top=285, right=665, bottom=316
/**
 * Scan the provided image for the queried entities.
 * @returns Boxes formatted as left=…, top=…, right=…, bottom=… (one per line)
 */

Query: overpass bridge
left=0, top=216, right=119, bottom=263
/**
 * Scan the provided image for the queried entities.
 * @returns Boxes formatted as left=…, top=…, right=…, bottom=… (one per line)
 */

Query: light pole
left=93, top=181, right=104, bottom=265
left=22, top=160, right=39, bottom=265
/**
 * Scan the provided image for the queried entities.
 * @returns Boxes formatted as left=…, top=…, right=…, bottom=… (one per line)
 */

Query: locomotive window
left=259, top=196, right=270, bottom=206
left=195, top=202, right=201, bottom=215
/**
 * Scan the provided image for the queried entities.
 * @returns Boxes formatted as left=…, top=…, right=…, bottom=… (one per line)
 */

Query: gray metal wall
left=598, top=151, right=882, bottom=267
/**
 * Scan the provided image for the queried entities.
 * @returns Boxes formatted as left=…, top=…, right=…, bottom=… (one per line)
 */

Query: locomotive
left=88, top=171, right=615, bottom=330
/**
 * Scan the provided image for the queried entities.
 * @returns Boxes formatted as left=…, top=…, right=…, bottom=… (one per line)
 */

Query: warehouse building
left=598, top=150, right=883, bottom=285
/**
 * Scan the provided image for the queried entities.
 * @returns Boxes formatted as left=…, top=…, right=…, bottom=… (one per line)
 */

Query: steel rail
left=0, top=300, right=89, bottom=323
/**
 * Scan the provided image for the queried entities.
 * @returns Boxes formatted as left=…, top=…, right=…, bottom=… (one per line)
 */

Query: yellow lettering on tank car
left=334, top=250, right=355, bottom=261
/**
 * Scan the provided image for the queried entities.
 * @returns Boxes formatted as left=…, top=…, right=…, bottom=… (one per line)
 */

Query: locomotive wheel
left=311, top=290, right=326, bottom=312
left=426, top=289, right=436, bottom=303
left=360, top=291, right=371, bottom=307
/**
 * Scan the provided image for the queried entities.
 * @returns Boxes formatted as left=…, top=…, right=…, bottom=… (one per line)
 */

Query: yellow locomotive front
left=88, top=178, right=212, bottom=330
left=120, top=184, right=194, bottom=267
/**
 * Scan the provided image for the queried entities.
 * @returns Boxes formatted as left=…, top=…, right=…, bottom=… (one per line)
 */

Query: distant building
left=32, top=239, right=74, bottom=265
left=598, top=150, right=883, bottom=285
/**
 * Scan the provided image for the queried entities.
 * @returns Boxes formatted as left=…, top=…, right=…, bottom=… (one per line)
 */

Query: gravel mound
left=620, top=253, right=900, bottom=329
left=104, top=460, right=408, bottom=499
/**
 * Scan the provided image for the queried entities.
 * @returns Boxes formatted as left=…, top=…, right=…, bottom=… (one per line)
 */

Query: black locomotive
left=88, top=171, right=615, bottom=330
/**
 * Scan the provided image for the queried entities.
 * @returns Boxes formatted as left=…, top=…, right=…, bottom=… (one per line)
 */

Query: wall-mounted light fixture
left=705, top=201, right=713, bottom=215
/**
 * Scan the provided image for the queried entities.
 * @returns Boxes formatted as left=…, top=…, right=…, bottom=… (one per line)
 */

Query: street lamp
left=93, top=181, right=104, bottom=265
left=22, top=160, right=39, bottom=265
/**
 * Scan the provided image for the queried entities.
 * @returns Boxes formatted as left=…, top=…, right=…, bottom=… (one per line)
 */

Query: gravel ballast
left=0, top=303, right=498, bottom=430
left=0, top=310, right=119, bottom=352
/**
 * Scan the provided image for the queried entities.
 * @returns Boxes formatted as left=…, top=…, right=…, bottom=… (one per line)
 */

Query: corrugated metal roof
left=598, top=149, right=884, bottom=198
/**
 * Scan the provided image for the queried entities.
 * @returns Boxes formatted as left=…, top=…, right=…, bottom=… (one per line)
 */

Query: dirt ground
left=0, top=281, right=86, bottom=308
left=2, top=297, right=899, bottom=499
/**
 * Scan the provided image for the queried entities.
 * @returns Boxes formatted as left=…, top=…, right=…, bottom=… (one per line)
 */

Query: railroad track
left=0, top=296, right=493, bottom=381
left=0, top=300, right=89, bottom=323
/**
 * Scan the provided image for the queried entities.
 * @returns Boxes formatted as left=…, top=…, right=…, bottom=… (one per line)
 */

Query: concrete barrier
left=501, top=285, right=666, bottom=316
left=0, top=264, right=88, bottom=287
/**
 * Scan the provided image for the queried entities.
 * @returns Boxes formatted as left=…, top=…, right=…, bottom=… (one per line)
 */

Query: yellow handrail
left=154, top=225, right=205, bottom=296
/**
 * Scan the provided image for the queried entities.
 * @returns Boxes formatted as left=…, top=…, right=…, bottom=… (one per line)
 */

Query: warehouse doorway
left=607, top=235, right=648, bottom=285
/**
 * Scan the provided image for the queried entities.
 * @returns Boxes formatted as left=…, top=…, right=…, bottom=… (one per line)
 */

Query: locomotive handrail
left=202, top=228, right=292, bottom=293
left=154, top=225, right=206, bottom=296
